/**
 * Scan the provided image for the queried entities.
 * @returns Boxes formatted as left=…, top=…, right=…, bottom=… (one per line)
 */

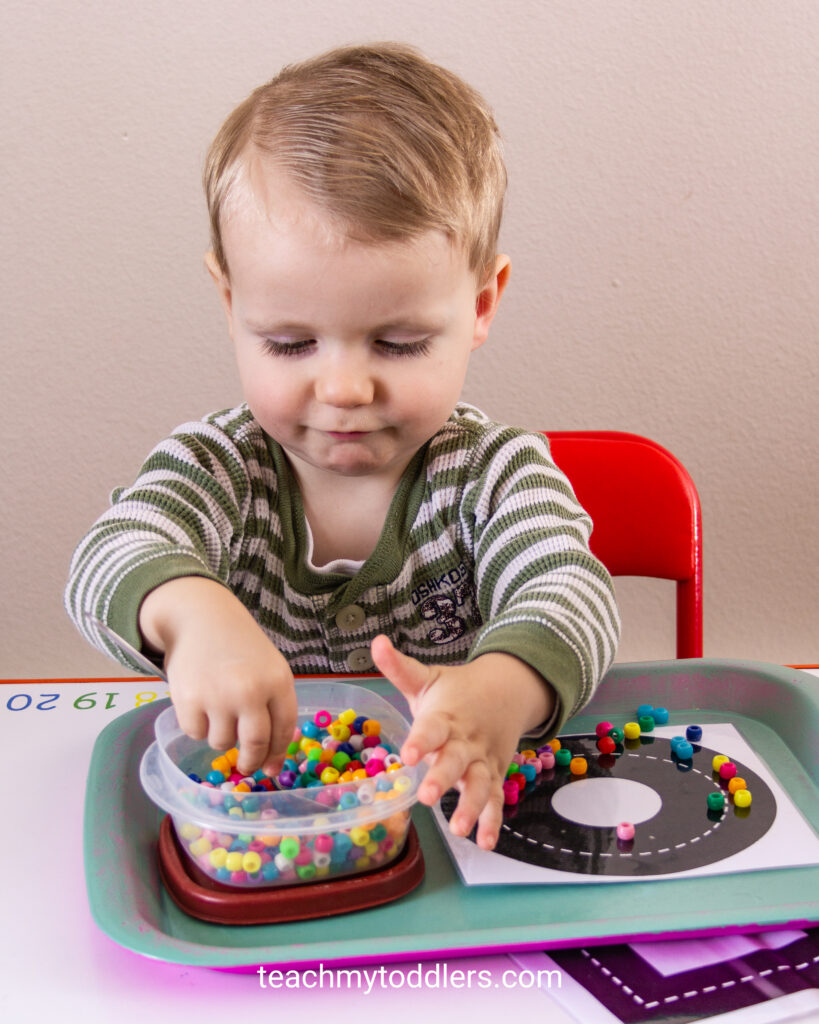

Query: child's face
left=208, top=166, right=508, bottom=488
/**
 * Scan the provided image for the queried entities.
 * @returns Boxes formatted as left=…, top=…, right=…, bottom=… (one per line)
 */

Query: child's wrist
left=138, top=575, right=230, bottom=653
left=472, top=651, right=555, bottom=734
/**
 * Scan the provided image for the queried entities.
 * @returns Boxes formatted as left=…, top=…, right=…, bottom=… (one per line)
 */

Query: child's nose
left=314, top=367, right=375, bottom=407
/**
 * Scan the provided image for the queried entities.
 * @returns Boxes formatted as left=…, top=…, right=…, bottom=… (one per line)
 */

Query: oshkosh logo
left=411, top=564, right=475, bottom=645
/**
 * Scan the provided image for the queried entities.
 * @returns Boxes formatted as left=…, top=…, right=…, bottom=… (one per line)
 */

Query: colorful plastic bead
left=569, top=756, right=588, bottom=776
left=616, top=822, right=635, bottom=841
left=651, top=707, right=669, bottom=725
left=686, top=725, right=702, bottom=742
left=555, top=748, right=572, bottom=767
left=719, top=761, right=737, bottom=780
left=673, top=740, right=694, bottom=760
left=707, top=791, right=725, bottom=811
left=733, top=789, right=752, bottom=808
left=623, top=722, right=641, bottom=740
left=712, top=754, right=729, bottom=772
left=638, top=715, right=655, bottom=732
left=596, top=736, right=616, bottom=754
left=728, top=777, right=747, bottom=795
left=595, top=721, right=614, bottom=738
left=607, top=727, right=624, bottom=744
left=502, top=779, right=520, bottom=804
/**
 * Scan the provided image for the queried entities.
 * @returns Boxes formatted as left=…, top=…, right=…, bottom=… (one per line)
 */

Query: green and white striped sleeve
left=461, top=426, right=620, bottom=729
left=64, top=412, right=255, bottom=669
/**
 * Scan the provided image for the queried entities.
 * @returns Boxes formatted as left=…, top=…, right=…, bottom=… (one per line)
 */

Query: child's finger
left=207, top=713, right=240, bottom=755
left=263, top=688, right=298, bottom=774
left=474, top=785, right=505, bottom=850
left=370, top=634, right=433, bottom=704
left=399, top=708, right=453, bottom=769
left=235, top=710, right=273, bottom=775
left=447, top=760, right=493, bottom=837
left=413, top=730, right=473, bottom=804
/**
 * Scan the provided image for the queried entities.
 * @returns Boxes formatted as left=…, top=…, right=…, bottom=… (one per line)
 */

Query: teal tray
left=84, top=660, right=819, bottom=968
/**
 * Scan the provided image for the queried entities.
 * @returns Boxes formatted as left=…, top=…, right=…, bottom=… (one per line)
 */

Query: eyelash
left=260, top=338, right=432, bottom=359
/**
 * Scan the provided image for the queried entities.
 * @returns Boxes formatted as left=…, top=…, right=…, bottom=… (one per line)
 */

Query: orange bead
left=569, top=756, right=588, bottom=776
left=728, top=777, right=747, bottom=795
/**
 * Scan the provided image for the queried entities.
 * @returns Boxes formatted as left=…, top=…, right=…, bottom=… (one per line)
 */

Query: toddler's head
left=203, top=42, right=507, bottom=284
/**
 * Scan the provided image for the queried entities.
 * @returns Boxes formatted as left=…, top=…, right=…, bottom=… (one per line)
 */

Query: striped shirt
left=65, top=402, right=620, bottom=732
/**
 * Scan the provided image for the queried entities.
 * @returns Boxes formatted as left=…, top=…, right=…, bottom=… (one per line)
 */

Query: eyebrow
left=245, top=318, right=445, bottom=337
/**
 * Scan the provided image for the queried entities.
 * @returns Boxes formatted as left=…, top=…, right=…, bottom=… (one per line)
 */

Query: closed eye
left=376, top=338, right=432, bottom=358
left=260, top=338, right=315, bottom=358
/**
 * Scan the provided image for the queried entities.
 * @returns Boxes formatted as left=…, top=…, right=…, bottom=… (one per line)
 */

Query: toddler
left=66, top=43, right=620, bottom=849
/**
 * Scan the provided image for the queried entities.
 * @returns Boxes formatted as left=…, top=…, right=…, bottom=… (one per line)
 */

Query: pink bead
left=230, top=871, right=247, bottom=883
left=314, top=789, right=337, bottom=807
left=539, top=752, right=555, bottom=769
left=512, top=753, right=525, bottom=765
left=502, top=780, right=520, bottom=805
left=248, top=839, right=266, bottom=852
left=596, top=721, right=614, bottom=738
left=362, top=735, right=381, bottom=749
left=314, top=834, right=334, bottom=853
left=719, top=761, right=737, bottom=780
left=616, top=822, right=635, bottom=841
left=365, top=757, right=385, bottom=776
left=527, top=757, right=543, bottom=774
left=295, top=849, right=313, bottom=866
left=371, top=745, right=389, bottom=760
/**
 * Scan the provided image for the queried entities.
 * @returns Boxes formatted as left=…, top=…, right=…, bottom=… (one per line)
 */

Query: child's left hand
left=370, top=634, right=554, bottom=850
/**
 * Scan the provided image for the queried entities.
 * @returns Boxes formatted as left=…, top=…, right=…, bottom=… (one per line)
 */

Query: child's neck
left=298, top=471, right=399, bottom=566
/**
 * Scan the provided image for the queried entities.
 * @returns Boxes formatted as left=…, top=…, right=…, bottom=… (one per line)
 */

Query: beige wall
left=3, top=0, right=817, bottom=678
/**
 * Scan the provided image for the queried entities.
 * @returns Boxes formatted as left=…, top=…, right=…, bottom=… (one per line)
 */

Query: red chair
left=544, top=431, right=703, bottom=658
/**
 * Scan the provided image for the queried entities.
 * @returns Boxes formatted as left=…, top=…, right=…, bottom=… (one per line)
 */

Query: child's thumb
left=370, top=634, right=431, bottom=703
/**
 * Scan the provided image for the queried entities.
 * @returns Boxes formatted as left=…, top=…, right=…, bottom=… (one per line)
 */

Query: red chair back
left=544, top=431, right=703, bottom=658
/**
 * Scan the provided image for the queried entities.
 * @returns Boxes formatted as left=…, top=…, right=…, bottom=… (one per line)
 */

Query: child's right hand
left=138, top=576, right=297, bottom=776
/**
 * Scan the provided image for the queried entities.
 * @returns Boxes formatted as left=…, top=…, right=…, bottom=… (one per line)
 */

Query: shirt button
left=335, top=604, right=366, bottom=631
left=346, top=648, right=374, bottom=672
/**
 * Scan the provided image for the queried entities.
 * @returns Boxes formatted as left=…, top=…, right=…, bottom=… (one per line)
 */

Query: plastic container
left=140, top=682, right=426, bottom=889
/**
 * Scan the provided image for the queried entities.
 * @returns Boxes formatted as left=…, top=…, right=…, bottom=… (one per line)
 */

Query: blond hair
left=204, top=42, right=506, bottom=280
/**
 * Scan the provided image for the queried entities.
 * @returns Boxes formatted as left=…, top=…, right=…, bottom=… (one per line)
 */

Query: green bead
left=555, top=748, right=572, bottom=767
left=638, top=715, right=655, bottom=732
left=370, top=824, right=387, bottom=841
left=296, top=863, right=317, bottom=879
left=707, top=791, right=725, bottom=811
left=607, top=727, right=624, bottom=744
left=332, top=751, right=351, bottom=770
left=280, top=837, right=300, bottom=858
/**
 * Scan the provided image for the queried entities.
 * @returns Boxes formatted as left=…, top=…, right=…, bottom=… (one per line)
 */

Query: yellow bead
left=712, top=754, right=729, bottom=772
left=623, top=722, right=641, bottom=740
left=225, top=747, right=239, bottom=767
left=338, top=709, right=357, bottom=726
left=225, top=852, right=244, bottom=872
left=242, top=852, right=262, bottom=873
left=386, top=762, right=403, bottom=772
left=350, top=826, right=370, bottom=846
left=734, top=789, right=752, bottom=808
left=352, top=768, right=368, bottom=781
left=365, top=840, right=379, bottom=855
left=330, top=723, right=351, bottom=742
left=209, top=847, right=228, bottom=868
left=392, top=775, right=412, bottom=793
left=179, top=822, right=202, bottom=841
left=228, top=806, right=244, bottom=818
left=211, top=754, right=232, bottom=775
left=189, top=837, right=212, bottom=856
left=320, top=766, right=340, bottom=785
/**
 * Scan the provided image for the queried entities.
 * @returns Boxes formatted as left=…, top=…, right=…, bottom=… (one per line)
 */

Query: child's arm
left=371, top=634, right=553, bottom=850
left=139, top=576, right=298, bottom=776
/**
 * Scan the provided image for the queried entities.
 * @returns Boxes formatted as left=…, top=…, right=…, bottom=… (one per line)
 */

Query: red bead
left=597, top=736, right=616, bottom=754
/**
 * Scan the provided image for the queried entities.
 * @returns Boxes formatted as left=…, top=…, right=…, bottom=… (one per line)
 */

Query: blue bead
left=521, top=763, right=537, bottom=781
left=301, top=720, right=320, bottom=739
left=375, top=776, right=392, bottom=791
left=670, top=736, right=687, bottom=752
left=216, top=867, right=231, bottom=881
left=651, top=707, right=669, bottom=725
left=223, top=794, right=238, bottom=809
left=338, top=742, right=356, bottom=756
left=261, top=862, right=279, bottom=881
left=243, top=796, right=260, bottom=812
left=206, top=770, right=225, bottom=785
left=187, top=772, right=202, bottom=783
left=637, top=703, right=653, bottom=717
left=306, top=778, right=323, bottom=788
left=334, top=833, right=353, bottom=854
left=252, top=769, right=266, bottom=781
left=251, top=784, right=265, bottom=792
left=674, top=740, right=694, bottom=760
left=352, top=715, right=368, bottom=734
left=686, top=725, right=703, bottom=742
left=229, top=839, right=248, bottom=851
left=339, top=792, right=359, bottom=809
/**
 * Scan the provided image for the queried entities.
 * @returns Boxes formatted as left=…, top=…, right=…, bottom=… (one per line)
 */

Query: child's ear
left=472, top=255, right=511, bottom=350
left=205, top=250, right=233, bottom=320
